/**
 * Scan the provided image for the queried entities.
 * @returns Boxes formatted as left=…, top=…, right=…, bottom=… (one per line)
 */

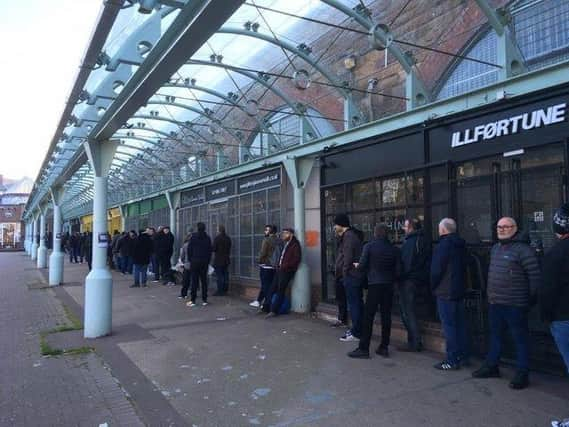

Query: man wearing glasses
left=472, top=217, right=542, bottom=390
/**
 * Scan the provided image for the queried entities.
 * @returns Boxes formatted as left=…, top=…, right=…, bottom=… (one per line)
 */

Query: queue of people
left=336, top=203, right=569, bottom=391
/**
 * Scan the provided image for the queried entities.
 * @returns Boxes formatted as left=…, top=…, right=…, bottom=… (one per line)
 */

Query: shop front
left=178, top=167, right=282, bottom=283
left=124, top=196, right=170, bottom=232
left=320, top=83, right=569, bottom=372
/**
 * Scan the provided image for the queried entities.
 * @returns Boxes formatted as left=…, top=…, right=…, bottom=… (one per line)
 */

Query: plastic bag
left=207, top=265, right=215, bottom=276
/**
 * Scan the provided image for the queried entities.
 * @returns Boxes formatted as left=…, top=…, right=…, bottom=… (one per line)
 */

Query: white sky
left=0, top=0, right=101, bottom=182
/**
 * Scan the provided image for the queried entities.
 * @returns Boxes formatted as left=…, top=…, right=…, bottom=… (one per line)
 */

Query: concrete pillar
left=283, top=157, right=314, bottom=313
left=49, top=187, right=65, bottom=286
left=24, top=222, right=29, bottom=254
left=30, top=214, right=39, bottom=261
left=83, top=139, right=119, bottom=338
left=37, top=206, right=48, bottom=268
left=165, top=191, right=180, bottom=265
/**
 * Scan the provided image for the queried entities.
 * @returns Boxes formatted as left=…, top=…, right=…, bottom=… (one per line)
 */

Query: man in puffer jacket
left=473, top=217, right=542, bottom=390
left=539, top=203, right=569, bottom=374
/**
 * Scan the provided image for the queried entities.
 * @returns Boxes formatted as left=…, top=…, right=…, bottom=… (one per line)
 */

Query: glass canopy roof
left=24, top=0, right=569, bottom=219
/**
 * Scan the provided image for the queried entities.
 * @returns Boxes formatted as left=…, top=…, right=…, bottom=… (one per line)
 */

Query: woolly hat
left=333, top=214, right=350, bottom=228
left=553, top=203, right=569, bottom=235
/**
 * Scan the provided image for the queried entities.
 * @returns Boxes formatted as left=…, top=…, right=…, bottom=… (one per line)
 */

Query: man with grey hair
left=431, top=217, right=469, bottom=371
left=473, top=216, right=541, bottom=390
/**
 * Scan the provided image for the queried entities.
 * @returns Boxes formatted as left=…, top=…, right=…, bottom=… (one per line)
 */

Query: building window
left=437, top=0, right=569, bottom=100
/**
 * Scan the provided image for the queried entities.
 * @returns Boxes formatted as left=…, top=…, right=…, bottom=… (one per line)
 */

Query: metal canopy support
left=282, top=156, right=314, bottom=314
left=474, top=0, right=527, bottom=79
left=49, top=186, right=66, bottom=286
left=165, top=190, right=181, bottom=264
left=37, top=205, right=48, bottom=269
left=83, top=140, right=120, bottom=339
left=119, top=205, right=126, bottom=232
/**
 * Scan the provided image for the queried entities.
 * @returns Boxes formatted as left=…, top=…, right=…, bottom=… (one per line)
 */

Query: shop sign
left=237, top=168, right=281, bottom=194
left=97, top=232, right=108, bottom=248
left=451, top=103, right=567, bottom=148
left=180, top=188, right=205, bottom=207
left=206, top=180, right=235, bottom=201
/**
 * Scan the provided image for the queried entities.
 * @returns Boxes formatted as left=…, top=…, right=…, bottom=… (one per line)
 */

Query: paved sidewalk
left=5, top=252, right=569, bottom=427
left=0, top=252, right=143, bottom=427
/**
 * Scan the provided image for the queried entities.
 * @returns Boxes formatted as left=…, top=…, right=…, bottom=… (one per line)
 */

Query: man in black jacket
left=398, top=218, right=430, bottom=352
left=334, top=214, right=364, bottom=342
left=348, top=224, right=401, bottom=359
left=212, top=225, right=232, bottom=296
left=155, top=226, right=175, bottom=286
left=539, top=203, right=569, bottom=374
left=431, top=218, right=469, bottom=371
left=473, top=217, right=542, bottom=389
left=186, top=222, right=212, bottom=307
left=131, top=230, right=153, bottom=288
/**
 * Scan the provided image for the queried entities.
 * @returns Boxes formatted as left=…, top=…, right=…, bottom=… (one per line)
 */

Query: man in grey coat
left=472, top=217, right=542, bottom=390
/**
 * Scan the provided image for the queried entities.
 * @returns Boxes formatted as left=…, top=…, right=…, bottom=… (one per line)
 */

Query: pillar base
left=291, top=262, right=311, bottom=313
left=48, top=251, right=64, bottom=286
left=37, top=246, right=48, bottom=269
left=84, top=268, right=113, bottom=338
left=30, top=243, right=38, bottom=260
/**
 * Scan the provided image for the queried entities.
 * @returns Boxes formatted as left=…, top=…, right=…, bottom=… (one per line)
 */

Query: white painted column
left=283, top=157, right=314, bottom=313
left=49, top=187, right=65, bottom=286
left=24, top=221, right=29, bottom=254
left=37, top=206, right=48, bottom=268
left=30, top=214, right=39, bottom=261
left=83, top=140, right=119, bottom=338
left=165, top=191, right=180, bottom=265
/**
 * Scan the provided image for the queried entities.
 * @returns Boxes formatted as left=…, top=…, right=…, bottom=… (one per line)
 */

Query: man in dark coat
left=539, top=203, right=569, bottom=374
left=212, top=225, right=232, bottom=296
left=473, top=217, right=542, bottom=390
left=431, top=218, right=469, bottom=371
left=398, top=218, right=430, bottom=352
left=186, top=222, right=212, bottom=306
left=155, top=226, right=175, bottom=285
left=334, top=214, right=364, bottom=342
left=118, top=231, right=136, bottom=274
left=253, top=225, right=280, bottom=309
left=348, top=224, right=401, bottom=359
left=266, top=228, right=301, bottom=318
left=131, top=230, right=153, bottom=288
left=84, top=232, right=93, bottom=271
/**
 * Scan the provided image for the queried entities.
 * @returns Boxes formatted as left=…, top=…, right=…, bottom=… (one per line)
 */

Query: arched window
left=248, top=107, right=335, bottom=159
left=437, top=0, right=569, bottom=100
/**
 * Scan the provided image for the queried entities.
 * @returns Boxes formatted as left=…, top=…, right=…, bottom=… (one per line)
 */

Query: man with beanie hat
left=539, top=203, right=569, bottom=374
left=334, top=213, right=364, bottom=342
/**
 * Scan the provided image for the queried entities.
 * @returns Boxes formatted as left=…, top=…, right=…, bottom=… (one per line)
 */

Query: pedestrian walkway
left=0, top=252, right=143, bottom=427
left=4, top=252, right=569, bottom=427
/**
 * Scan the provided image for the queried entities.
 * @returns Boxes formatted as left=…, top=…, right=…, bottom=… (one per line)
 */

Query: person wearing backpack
left=252, top=224, right=280, bottom=311
left=398, top=218, right=430, bottom=352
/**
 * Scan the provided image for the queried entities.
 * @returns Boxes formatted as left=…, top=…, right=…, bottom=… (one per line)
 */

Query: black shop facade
left=320, top=83, right=569, bottom=373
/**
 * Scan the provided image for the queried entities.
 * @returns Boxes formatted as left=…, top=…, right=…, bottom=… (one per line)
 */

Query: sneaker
left=347, top=348, right=370, bottom=359
left=152, top=280, right=160, bottom=283
left=551, top=419, right=569, bottom=427
left=375, top=346, right=389, bottom=358
left=265, top=312, right=277, bottom=319
left=186, top=301, right=196, bottom=307
left=472, top=364, right=501, bottom=379
left=168, top=281, right=176, bottom=286
left=339, top=331, right=358, bottom=342
left=202, top=302, right=208, bottom=306
left=330, top=320, right=348, bottom=328
left=177, top=296, right=185, bottom=300
left=509, top=371, right=529, bottom=390
left=249, top=300, right=261, bottom=308
left=434, top=361, right=460, bottom=371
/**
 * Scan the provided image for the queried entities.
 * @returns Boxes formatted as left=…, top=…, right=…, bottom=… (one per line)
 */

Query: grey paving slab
left=52, top=255, right=569, bottom=427
left=0, top=253, right=143, bottom=427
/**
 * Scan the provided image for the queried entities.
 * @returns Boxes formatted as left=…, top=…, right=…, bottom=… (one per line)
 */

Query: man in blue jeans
left=333, top=214, right=364, bottom=342
left=540, top=203, right=569, bottom=374
left=473, top=217, right=542, bottom=390
left=431, top=218, right=469, bottom=371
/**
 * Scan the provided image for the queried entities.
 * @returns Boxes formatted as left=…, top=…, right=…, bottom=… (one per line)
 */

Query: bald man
left=473, top=217, right=542, bottom=390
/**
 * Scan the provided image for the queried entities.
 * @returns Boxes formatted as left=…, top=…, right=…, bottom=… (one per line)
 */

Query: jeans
left=359, top=283, right=394, bottom=352
left=151, top=255, right=159, bottom=279
left=335, top=278, right=348, bottom=324
left=215, top=266, right=229, bottom=294
left=344, top=275, right=363, bottom=338
left=133, top=264, right=148, bottom=286
left=181, top=269, right=191, bottom=297
left=121, top=256, right=133, bottom=274
left=486, top=304, right=530, bottom=372
left=271, top=270, right=296, bottom=315
left=399, top=280, right=422, bottom=350
left=72, top=247, right=80, bottom=263
left=437, top=298, right=469, bottom=365
left=190, top=262, right=208, bottom=303
left=550, top=320, right=569, bottom=374
left=259, top=268, right=276, bottom=306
